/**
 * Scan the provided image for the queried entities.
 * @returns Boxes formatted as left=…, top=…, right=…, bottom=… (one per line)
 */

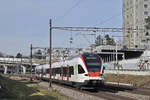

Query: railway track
left=98, top=83, right=150, bottom=97
left=2, top=74, right=150, bottom=100
left=55, top=82, right=148, bottom=100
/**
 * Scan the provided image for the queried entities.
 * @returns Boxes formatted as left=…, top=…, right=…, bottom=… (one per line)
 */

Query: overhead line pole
left=128, top=28, right=131, bottom=49
left=30, top=44, right=33, bottom=81
left=49, top=19, right=52, bottom=88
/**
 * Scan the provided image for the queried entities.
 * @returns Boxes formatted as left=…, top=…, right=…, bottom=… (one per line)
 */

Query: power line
left=52, top=26, right=144, bottom=32
left=94, top=0, right=144, bottom=27
left=55, top=0, right=84, bottom=23
left=94, top=12, right=121, bottom=26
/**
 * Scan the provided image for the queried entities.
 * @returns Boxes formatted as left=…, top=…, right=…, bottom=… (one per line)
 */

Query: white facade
left=123, top=0, right=150, bottom=49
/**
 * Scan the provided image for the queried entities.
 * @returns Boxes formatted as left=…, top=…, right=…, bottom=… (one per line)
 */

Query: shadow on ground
left=0, top=75, right=57, bottom=100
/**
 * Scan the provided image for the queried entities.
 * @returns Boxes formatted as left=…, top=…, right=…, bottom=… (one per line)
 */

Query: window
left=55, top=68, right=61, bottom=74
left=52, top=69, right=56, bottom=76
left=136, top=33, right=138, bottom=37
left=127, top=2, right=129, bottom=6
left=46, top=69, right=49, bottom=74
left=78, top=65, right=85, bottom=74
left=82, top=54, right=101, bottom=72
left=127, top=15, right=129, bottom=18
left=146, top=32, right=149, bottom=36
left=69, top=66, right=74, bottom=77
left=63, top=67, right=67, bottom=77
left=144, top=4, right=148, bottom=8
left=144, top=11, right=148, bottom=15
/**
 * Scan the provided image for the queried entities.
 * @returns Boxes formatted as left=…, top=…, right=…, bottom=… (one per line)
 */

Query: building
left=123, top=0, right=150, bottom=49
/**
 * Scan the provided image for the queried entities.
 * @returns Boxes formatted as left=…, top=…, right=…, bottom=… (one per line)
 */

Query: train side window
left=69, top=66, right=74, bottom=76
left=52, top=68, right=56, bottom=76
left=55, top=68, right=57, bottom=74
left=63, top=67, right=67, bottom=77
left=46, top=69, right=49, bottom=74
left=78, top=65, right=85, bottom=74
left=55, top=68, right=61, bottom=74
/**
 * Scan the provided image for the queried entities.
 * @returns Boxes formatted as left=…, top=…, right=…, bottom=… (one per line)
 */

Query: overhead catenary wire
left=93, top=0, right=145, bottom=27
left=55, top=0, right=84, bottom=23
left=52, top=26, right=144, bottom=32
left=51, top=0, right=146, bottom=53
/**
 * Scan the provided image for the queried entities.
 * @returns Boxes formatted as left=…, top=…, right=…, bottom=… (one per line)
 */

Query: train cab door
left=77, top=64, right=85, bottom=83
left=73, top=64, right=78, bottom=81
left=73, top=64, right=85, bottom=83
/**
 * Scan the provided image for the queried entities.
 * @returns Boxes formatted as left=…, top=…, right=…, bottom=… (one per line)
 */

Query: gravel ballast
left=39, top=82, right=106, bottom=100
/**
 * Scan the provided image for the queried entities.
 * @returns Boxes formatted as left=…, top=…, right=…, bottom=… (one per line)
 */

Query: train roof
left=36, top=64, right=49, bottom=69
left=67, top=52, right=99, bottom=60
left=35, top=53, right=100, bottom=69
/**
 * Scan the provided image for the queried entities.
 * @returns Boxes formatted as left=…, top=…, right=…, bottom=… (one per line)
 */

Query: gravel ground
left=7, top=75, right=150, bottom=100
left=104, top=74, right=150, bottom=88
left=39, top=82, right=106, bottom=100
left=115, top=91, right=150, bottom=100
left=38, top=81, right=150, bottom=100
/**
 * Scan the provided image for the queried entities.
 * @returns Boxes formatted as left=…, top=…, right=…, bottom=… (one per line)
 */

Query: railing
left=0, top=57, right=48, bottom=65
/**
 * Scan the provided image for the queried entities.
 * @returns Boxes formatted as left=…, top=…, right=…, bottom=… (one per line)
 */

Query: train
left=35, top=53, right=105, bottom=88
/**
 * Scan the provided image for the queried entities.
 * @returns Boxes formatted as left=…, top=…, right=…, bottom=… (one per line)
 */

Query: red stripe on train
left=88, top=72, right=100, bottom=77
left=67, top=68, right=69, bottom=81
left=61, top=67, right=63, bottom=80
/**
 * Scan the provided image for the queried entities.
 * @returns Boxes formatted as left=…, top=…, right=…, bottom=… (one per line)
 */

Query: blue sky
left=0, top=0, right=122, bottom=56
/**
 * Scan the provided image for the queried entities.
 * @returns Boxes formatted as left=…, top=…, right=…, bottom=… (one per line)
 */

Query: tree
left=33, top=49, right=42, bottom=59
left=0, top=52, right=4, bottom=57
left=104, top=34, right=116, bottom=45
left=95, top=34, right=116, bottom=46
left=95, top=35, right=103, bottom=46
left=16, top=53, right=22, bottom=58
left=145, top=16, right=150, bottom=30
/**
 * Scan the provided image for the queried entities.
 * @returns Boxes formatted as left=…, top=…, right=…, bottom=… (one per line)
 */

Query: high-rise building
left=123, top=0, right=150, bottom=49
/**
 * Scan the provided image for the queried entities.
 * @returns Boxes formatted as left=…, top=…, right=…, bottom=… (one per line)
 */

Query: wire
left=94, top=13, right=121, bottom=26
left=94, top=0, right=144, bottom=27
left=55, top=0, right=84, bottom=23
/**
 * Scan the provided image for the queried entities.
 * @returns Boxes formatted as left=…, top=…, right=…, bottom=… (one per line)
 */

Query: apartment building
left=123, top=0, right=150, bottom=49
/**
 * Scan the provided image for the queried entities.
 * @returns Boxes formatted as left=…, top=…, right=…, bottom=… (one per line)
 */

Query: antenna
left=69, top=32, right=73, bottom=56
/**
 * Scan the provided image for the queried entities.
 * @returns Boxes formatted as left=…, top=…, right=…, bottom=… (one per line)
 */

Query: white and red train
left=35, top=53, right=104, bottom=87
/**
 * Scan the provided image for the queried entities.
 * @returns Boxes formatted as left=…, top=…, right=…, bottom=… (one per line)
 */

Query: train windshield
left=82, top=54, right=101, bottom=72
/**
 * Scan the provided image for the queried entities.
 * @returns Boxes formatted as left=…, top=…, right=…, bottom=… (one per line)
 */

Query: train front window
left=82, top=54, right=101, bottom=72
left=78, top=65, right=85, bottom=74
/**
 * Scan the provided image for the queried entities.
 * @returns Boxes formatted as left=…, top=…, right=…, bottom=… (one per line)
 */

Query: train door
left=77, top=64, right=85, bottom=83
left=61, top=66, right=63, bottom=80
left=74, top=64, right=78, bottom=75
left=72, top=64, right=78, bottom=82
left=73, top=64, right=85, bottom=83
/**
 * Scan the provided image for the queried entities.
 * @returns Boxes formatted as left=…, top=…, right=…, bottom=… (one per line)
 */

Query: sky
left=0, top=0, right=122, bottom=56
